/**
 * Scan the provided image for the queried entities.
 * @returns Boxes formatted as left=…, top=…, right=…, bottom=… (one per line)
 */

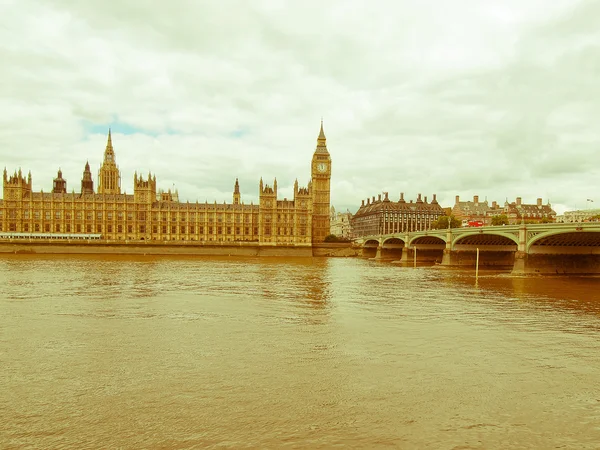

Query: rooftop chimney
left=417, top=193, right=422, bottom=202
left=432, top=194, right=438, bottom=203
left=367, top=198, right=370, bottom=205
left=424, top=196, right=428, bottom=203
left=361, top=199, right=364, bottom=206
left=516, top=197, right=522, bottom=206
left=492, top=201, right=497, bottom=209
left=378, top=194, right=381, bottom=201
left=455, top=195, right=460, bottom=204
left=372, top=196, right=375, bottom=203
left=474, top=195, right=479, bottom=204
left=537, top=198, right=542, bottom=206
left=399, top=192, right=405, bottom=202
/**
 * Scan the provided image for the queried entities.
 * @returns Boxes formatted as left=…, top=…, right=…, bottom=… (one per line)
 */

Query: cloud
left=0, top=0, right=595, bottom=215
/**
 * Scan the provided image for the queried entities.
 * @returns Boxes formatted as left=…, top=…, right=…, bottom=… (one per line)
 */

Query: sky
left=1, top=0, right=598, bottom=215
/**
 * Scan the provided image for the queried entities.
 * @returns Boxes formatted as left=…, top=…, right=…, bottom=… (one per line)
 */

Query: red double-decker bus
left=467, top=220, right=484, bottom=227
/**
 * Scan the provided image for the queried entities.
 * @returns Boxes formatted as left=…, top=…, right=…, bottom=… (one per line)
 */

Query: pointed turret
left=52, top=167, right=67, bottom=194
left=98, top=129, right=121, bottom=194
left=315, top=118, right=329, bottom=154
left=233, top=178, right=241, bottom=205
left=104, top=128, right=116, bottom=164
left=81, top=160, right=94, bottom=195
left=319, top=118, right=326, bottom=139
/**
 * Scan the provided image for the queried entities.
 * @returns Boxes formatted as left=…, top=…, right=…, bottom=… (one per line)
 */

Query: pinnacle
left=318, top=118, right=326, bottom=140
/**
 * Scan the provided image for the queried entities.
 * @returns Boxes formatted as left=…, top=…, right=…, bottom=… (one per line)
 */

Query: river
left=1, top=255, right=599, bottom=448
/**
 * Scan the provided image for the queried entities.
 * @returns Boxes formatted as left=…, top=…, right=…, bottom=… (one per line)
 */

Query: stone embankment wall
left=311, top=243, right=360, bottom=257
left=0, top=241, right=359, bottom=257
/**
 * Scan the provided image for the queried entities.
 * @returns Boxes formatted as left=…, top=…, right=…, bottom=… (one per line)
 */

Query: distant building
left=556, top=209, right=600, bottom=223
left=452, top=195, right=494, bottom=224
left=485, top=201, right=505, bottom=224
left=503, top=197, right=556, bottom=224
left=330, top=206, right=352, bottom=239
left=453, top=195, right=555, bottom=225
left=351, top=192, right=444, bottom=237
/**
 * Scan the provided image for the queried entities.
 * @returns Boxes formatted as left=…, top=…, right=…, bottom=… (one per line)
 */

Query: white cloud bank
left=1, top=0, right=598, bottom=214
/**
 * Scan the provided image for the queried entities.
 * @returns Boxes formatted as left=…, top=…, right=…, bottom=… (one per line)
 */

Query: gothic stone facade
left=0, top=125, right=331, bottom=245
left=329, top=206, right=353, bottom=239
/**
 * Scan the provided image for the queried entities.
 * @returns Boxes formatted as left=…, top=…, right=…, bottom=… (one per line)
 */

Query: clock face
left=317, top=162, right=327, bottom=173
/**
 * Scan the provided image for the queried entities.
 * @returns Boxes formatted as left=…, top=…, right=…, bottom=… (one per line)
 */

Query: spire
left=104, top=128, right=116, bottom=164
left=319, top=117, right=326, bottom=140
left=233, top=178, right=241, bottom=204
left=315, top=119, right=329, bottom=154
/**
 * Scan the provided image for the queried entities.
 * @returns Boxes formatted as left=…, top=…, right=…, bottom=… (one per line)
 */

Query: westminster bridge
left=354, top=222, right=600, bottom=274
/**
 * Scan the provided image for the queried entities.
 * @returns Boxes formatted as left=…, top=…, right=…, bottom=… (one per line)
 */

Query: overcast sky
left=1, top=0, right=598, bottom=214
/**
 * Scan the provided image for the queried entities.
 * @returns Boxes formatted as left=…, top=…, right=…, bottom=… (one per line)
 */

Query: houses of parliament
left=0, top=123, right=332, bottom=245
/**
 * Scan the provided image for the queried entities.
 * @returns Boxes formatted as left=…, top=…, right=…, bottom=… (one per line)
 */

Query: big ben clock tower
left=311, top=120, right=332, bottom=244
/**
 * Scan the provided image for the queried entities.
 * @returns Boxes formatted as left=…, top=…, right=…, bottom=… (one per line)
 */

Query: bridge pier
left=372, top=245, right=404, bottom=261
left=373, top=246, right=383, bottom=260
left=440, top=249, right=455, bottom=266
left=511, top=251, right=527, bottom=274
left=511, top=251, right=600, bottom=275
left=392, top=247, right=412, bottom=266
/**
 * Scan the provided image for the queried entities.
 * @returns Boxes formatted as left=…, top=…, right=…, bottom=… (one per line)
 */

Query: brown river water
left=0, top=255, right=599, bottom=449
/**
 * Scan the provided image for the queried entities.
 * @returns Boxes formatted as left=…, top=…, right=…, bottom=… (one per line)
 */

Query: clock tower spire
left=311, top=119, right=332, bottom=244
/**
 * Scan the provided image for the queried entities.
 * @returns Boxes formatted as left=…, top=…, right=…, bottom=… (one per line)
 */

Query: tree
left=491, top=214, right=509, bottom=226
left=431, top=215, right=461, bottom=229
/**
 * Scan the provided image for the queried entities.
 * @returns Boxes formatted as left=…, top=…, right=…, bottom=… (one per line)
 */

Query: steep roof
left=353, top=192, right=444, bottom=218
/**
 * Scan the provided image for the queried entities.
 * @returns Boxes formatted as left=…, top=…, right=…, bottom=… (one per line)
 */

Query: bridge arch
left=526, top=230, right=600, bottom=253
left=452, top=231, right=519, bottom=250
left=382, top=237, right=405, bottom=247
left=408, top=235, right=446, bottom=247
left=363, top=239, right=380, bottom=248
